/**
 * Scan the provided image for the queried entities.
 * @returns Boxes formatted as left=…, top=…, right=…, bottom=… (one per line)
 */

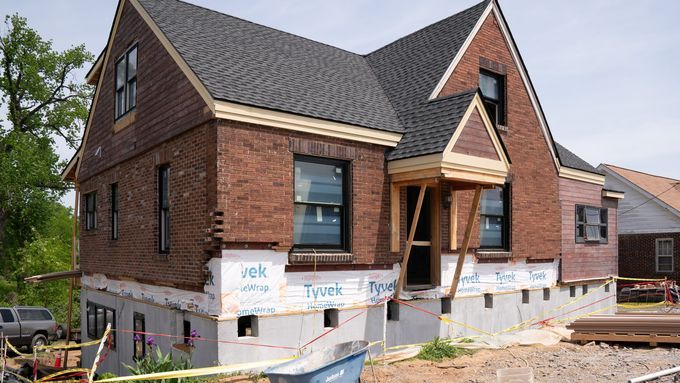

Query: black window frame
left=479, top=69, right=506, bottom=126
left=114, top=44, right=138, bottom=120
left=158, top=164, right=170, bottom=253
left=479, top=183, right=511, bottom=250
left=292, top=155, right=351, bottom=252
left=575, top=205, right=608, bottom=244
left=111, top=183, right=118, bottom=240
left=133, top=312, right=145, bottom=359
left=85, top=192, right=97, bottom=231
left=86, top=301, right=116, bottom=349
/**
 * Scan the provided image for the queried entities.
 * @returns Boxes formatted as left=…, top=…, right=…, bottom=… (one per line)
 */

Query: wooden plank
left=390, top=168, right=441, bottom=184
left=411, top=241, right=431, bottom=247
left=64, top=185, right=80, bottom=367
left=449, top=184, right=482, bottom=299
left=390, top=183, right=400, bottom=252
left=431, top=185, right=441, bottom=286
left=394, top=184, right=427, bottom=298
left=449, top=190, right=458, bottom=250
left=571, top=332, right=680, bottom=345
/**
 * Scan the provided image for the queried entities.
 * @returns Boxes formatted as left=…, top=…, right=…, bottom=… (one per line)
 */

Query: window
left=323, top=309, right=339, bottom=329
left=16, top=308, right=53, bottom=321
left=569, top=286, right=576, bottom=298
left=386, top=301, right=399, bottom=321
left=484, top=293, right=493, bottom=309
left=575, top=205, right=608, bottom=243
left=111, top=183, right=118, bottom=240
left=237, top=315, right=258, bottom=337
left=85, top=192, right=97, bottom=230
left=656, top=238, right=674, bottom=273
left=521, top=289, right=530, bottom=304
left=441, top=298, right=451, bottom=314
left=293, top=156, right=349, bottom=251
left=479, top=70, right=505, bottom=125
left=183, top=320, right=191, bottom=345
left=86, top=302, right=116, bottom=349
left=159, top=165, right=170, bottom=253
left=543, top=288, right=550, bottom=301
left=133, top=312, right=145, bottom=359
left=479, top=185, right=510, bottom=249
left=0, top=309, right=14, bottom=322
left=115, top=45, right=137, bottom=119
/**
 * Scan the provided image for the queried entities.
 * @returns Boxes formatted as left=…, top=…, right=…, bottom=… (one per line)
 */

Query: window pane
left=576, top=206, right=585, bottom=223
left=585, top=207, right=600, bottom=224
left=294, top=205, right=341, bottom=245
left=96, top=307, right=105, bottom=337
left=600, top=225, right=607, bottom=240
left=0, top=309, right=14, bottom=323
left=87, top=304, right=95, bottom=337
left=600, top=208, right=608, bottom=224
left=576, top=224, right=585, bottom=239
left=160, top=167, right=170, bottom=208
left=479, top=73, right=499, bottom=100
left=116, top=89, right=125, bottom=116
left=586, top=225, right=600, bottom=240
left=658, top=240, right=673, bottom=256
left=116, top=59, right=126, bottom=89
left=480, top=187, right=503, bottom=216
left=295, top=161, right=343, bottom=204
left=128, top=79, right=137, bottom=109
left=480, top=215, right=503, bottom=248
left=658, top=256, right=673, bottom=272
left=127, top=47, right=137, bottom=79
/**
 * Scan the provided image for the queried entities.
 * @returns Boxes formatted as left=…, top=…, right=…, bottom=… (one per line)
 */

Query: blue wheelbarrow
left=265, top=340, right=370, bottom=383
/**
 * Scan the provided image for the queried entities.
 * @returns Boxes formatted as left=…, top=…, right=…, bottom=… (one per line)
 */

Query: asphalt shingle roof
left=386, top=90, right=477, bottom=160
left=136, top=0, right=403, bottom=133
left=554, top=142, right=603, bottom=175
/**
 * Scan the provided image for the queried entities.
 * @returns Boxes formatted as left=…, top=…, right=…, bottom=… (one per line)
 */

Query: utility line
left=621, top=182, right=680, bottom=215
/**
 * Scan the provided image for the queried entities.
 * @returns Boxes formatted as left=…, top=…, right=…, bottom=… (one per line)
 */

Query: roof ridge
left=364, top=0, right=490, bottom=58
left=160, top=0, right=364, bottom=57
left=603, top=164, right=680, bottom=183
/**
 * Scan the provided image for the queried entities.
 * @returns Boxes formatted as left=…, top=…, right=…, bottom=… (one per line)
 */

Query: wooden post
left=449, top=190, right=458, bottom=250
left=394, top=184, right=427, bottom=298
left=449, top=185, right=483, bottom=300
left=64, top=186, right=79, bottom=367
left=390, top=183, right=400, bottom=252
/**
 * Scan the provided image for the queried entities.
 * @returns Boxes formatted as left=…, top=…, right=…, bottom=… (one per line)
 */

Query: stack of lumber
left=567, top=313, right=680, bottom=346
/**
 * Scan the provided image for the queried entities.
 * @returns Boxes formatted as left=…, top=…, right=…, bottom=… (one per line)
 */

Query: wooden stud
left=449, top=190, right=458, bottom=250
left=431, top=185, right=441, bottom=286
left=390, top=183, right=400, bottom=253
left=394, top=184, right=427, bottom=298
left=64, top=185, right=79, bottom=367
left=449, top=184, right=483, bottom=300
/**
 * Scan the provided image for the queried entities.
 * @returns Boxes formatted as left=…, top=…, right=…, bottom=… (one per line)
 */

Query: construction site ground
left=358, top=341, right=680, bottom=383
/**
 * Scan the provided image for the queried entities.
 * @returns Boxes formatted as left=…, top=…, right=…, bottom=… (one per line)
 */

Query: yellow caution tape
left=614, top=276, right=667, bottom=282
left=439, top=316, right=494, bottom=336
left=5, top=339, right=31, bottom=357
left=617, top=301, right=667, bottom=309
left=36, top=368, right=90, bottom=383
left=552, top=304, right=618, bottom=325
left=95, top=356, right=296, bottom=382
left=36, top=339, right=103, bottom=351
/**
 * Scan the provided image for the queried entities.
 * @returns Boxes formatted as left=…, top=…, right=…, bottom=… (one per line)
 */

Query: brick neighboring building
left=599, top=164, right=680, bottom=281
left=63, top=0, right=620, bottom=372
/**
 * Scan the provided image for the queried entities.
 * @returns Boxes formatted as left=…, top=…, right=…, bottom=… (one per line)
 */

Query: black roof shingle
left=555, top=142, right=604, bottom=175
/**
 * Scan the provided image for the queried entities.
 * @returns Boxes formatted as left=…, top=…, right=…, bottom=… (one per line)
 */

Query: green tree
left=0, top=13, right=92, bottom=270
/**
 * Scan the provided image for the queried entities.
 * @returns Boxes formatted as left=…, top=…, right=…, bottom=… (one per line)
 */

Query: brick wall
left=619, top=232, right=680, bottom=281
left=438, top=12, right=561, bottom=259
left=559, top=178, right=618, bottom=281
left=79, top=123, right=212, bottom=291
left=215, top=120, right=395, bottom=265
left=78, top=0, right=211, bottom=181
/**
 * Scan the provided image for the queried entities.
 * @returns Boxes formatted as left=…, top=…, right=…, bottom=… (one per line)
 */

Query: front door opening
left=406, top=186, right=432, bottom=288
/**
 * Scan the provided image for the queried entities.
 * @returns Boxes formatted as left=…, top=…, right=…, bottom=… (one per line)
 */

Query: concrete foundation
left=82, top=281, right=615, bottom=375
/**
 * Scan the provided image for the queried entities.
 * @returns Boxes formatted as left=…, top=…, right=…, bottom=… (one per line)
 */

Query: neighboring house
left=62, top=0, right=620, bottom=372
left=599, top=164, right=680, bottom=281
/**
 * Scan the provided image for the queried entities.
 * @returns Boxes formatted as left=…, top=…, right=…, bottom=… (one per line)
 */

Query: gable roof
left=136, top=0, right=402, bottom=133
left=554, top=142, right=603, bottom=175
left=602, top=164, right=680, bottom=215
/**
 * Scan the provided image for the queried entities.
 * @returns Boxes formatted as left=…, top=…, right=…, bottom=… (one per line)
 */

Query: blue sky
left=1, top=0, right=679, bottom=206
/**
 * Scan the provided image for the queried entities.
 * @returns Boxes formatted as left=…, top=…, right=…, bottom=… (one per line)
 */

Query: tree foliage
left=0, top=13, right=91, bottom=323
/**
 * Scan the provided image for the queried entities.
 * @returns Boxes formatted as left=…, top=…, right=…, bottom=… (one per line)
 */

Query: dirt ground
left=360, top=342, right=680, bottom=383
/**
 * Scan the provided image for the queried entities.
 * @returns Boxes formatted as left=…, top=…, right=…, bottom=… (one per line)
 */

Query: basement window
left=237, top=315, right=258, bottom=337
left=86, top=301, right=116, bottom=349
left=575, top=205, right=608, bottom=244
left=387, top=301, right=399, bottom=321
left=323, top=309, right=339, bottom=329
left=604, top=284, right=610, bottom=293
left=133, top=312, right=145, bottom=359
left=543, top=288, right=550, bottom=301
left=521, top=289, right=530, bottom=304
left=582, top=285, right=588, bottom=295
left=441, top=298, right=451, bottom=314
left=569, top=286, right=576, bottom=298
left=484, top=293, right=493, bottom=309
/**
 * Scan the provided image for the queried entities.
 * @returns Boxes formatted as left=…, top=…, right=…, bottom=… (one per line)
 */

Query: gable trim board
left=388, top=93, right=509, bottom=185
left=602, top=189, right=625, bottom=199
left=427, top=0, right=604, bottom=186
left=600, top=165, right=680, bottom=220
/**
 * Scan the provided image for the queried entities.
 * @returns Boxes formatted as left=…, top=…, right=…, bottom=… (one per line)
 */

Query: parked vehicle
left=0, top=307, right=59, bottom=351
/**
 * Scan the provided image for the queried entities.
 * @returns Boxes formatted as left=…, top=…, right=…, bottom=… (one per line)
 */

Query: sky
left=1, top=0, right=679, bottom=207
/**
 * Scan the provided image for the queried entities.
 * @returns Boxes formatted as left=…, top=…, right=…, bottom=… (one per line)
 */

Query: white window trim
left=656, top=238, right=674, bottom=273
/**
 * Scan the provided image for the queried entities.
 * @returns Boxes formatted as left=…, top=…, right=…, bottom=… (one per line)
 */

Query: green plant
left=96, top=372, right=118, bottom=381
left=124, top=346, right=196, bottom=383
left=417, top=337, right=472, bottom=362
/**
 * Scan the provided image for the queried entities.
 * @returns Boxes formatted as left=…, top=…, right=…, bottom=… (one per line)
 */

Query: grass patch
left=417, top=337, right=472, bottom=362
